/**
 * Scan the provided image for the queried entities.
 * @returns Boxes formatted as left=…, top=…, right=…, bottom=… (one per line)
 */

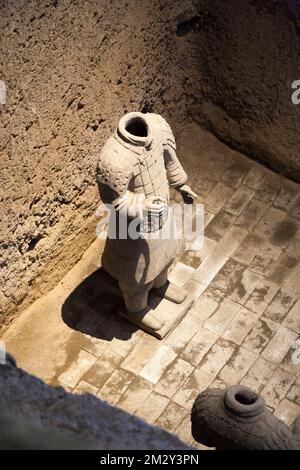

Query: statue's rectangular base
left=119, top=293, right=193, bottom=340
left=93, top=268, right=193, bottom=340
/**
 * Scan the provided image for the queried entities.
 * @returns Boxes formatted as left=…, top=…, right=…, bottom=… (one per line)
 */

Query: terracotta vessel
left=191, top=385, right=300, bottom=450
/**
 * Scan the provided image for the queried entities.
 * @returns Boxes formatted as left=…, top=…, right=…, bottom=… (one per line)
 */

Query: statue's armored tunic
left=96, top=112, right=187, bottom=288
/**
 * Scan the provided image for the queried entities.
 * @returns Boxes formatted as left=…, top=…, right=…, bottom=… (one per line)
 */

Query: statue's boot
left=120, top=306, right=165, bottom=332
left=153, top=281, right=187, bottom=304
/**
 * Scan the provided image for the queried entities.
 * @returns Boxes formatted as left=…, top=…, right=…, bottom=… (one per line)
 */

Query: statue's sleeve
left=161, top=118, right=187, bottom=187
left=96, top=180, right=145, bottom=218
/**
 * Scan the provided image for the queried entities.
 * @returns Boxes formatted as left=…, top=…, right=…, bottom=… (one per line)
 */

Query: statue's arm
left=97, top=180, right=145, bottom=217
left=97, top=182, right=166, bottom=219
left=163, top=145, right=198, bottom=204
left=159, top=115, right=197, bottom=203
left=163, top=145, right=188, bottom=188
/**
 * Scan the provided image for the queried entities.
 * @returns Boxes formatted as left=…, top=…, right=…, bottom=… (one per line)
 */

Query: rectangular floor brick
left=271, top=216, right=300, bottom=249
left=192, top=236, right=218, bottom=262
left=155, top=401, right=187, bottom=432
left=204, top=210, right=215, bottom=227
left=241, top=357, right=276, bottom=393
left=225, top=185, right=255, bottom=216
left=274, top=399, right=300, bottom=427
left=207, top=258, right=246, bottom=299
left=135, top=391, right=169, bottom=424
left=255, top=172, right=281, bottom=203
left=243, top=164, right=266, bottom=190
left=223, top=307, right=260, bottom=345
left=232, top=233, right=262, bottom=265
left=283, top=299, right=300, bottom=334
left=116, top=376, right=152, bottom=414
left=210, top=377, right=230, bottom=389
left=139, top=345, right=177, bottom=384
left=268, top=252, right=299, bottom=286
left=108, top=331, right=141, bottom=358
left=245, top=279, right=279, bottom=315
left=58, top=349, right=98, bottom=389
left=253, top=207, right=286, bottom=239
left=262, top=326, right=298, bottom=363
left=289, top=193, right=300, bottom=219
left=168, top=262, right=195, bottom=287
left=83, top=350, right=123, bottom=389
left=204, top=182, right=234, bottom=213
left=165, top=314, right=201, bottom=354
left=248, top=242, right=282, bottom=276
left=182, top=327, right=218, bottom=366
left=174, top=414, right=194, bottom=445
left=242, top=317, right=279, bottom=355
left=198, top=338, right=236, bottom=377
left=264, top=288, right=298, bottom=323
left=121, top=334, right=159, bottom=374
left=155, top=357, right=194, bottom=398
left=180, top=249, right=202, bottom=269
left=73, top=380, right=98, bottom=395
left=98, top=368, right=135, bottom=405
left=287, top=378, right=300, bottom=406
left=183, top=279, right=207, bottom=302
left=218, top=347, right=257, bottom=384
left=222, top=162, right=250, bottom=189
left=173, top=369, right=214, bottom=410
left=261, top=367, right=295, bottom=409
left=273, top=182, right=299, bottom=212
left=230, top=269, right=263, bottom=305
left=204, top=299, right=241, bottom=335
left=193, top=226, right=247, bottom=286
left=82, top=336, right=107, bottom=357
left=188, top=290, right=220, bottom=324
left=205, top=210, right=237, bottom=242
left=235, top=198, right=269, bottom=231
left=183, top=236, right=218, bottom=268
left=282, top=263, right=300, bottom=295
left=286, top=222, right=300, bottom=256
left=280, top=336, right=300, bottom=375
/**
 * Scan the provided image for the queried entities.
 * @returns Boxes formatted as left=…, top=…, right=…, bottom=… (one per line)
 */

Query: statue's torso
left=131, top=152, right=169, bottom=204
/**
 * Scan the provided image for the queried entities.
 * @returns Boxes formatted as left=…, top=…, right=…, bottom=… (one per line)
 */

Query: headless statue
left=96, top=112, right=196, bottom=333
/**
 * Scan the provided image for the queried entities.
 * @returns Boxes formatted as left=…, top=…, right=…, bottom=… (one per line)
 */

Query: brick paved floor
left=2, top=122, right=300, bottom=448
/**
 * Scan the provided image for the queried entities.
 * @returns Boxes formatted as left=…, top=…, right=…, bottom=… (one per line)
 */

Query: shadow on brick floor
left=61, top=268, right=140, bottom=342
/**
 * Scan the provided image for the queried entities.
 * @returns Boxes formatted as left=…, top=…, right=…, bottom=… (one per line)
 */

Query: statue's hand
left=178, top=184, right=198, bottom=204
left=143, top=196, right=168, bottom=218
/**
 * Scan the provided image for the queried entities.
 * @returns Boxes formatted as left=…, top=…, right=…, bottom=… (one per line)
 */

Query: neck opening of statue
left=117, top=112, right=153, bottom=147
left=223, top=385, right=265, bottom=418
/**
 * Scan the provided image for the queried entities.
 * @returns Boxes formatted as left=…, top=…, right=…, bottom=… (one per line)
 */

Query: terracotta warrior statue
left=96, top=112, right=196, bottom=333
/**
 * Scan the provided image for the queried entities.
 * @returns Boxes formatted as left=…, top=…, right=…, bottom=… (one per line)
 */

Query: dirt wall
left=0, top=0, right=197, bottom=327
left=182, top=0, right=300, bottom=180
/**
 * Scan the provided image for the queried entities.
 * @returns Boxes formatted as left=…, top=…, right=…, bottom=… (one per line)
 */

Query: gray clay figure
left=96, top=112, right=196, bottom=333
left=191, top=385, right=300, bottom=450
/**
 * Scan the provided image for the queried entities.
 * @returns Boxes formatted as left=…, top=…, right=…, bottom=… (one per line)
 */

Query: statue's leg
left=119, top=280, right=164, bottom=331
left=153, top=268, right=168, bottom=289
left=120, top=281, right=151, bottom=312
left=152, top=267, right=187, bottom=304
